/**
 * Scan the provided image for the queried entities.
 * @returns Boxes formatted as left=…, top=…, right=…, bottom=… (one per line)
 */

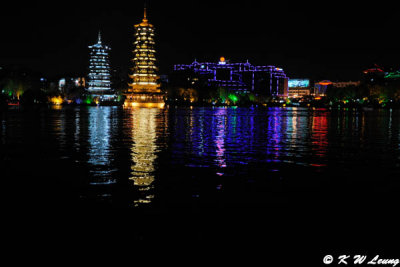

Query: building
left=87, top=32, right=115, bottom=101
left=58, top=77, right=85, bottom=95
left=362, top=65, right=386, bottom=85
left=385, top=70, right=400, bottom=80
left=331, top=81, right=361, bottom=88
left=172, top=58, right=289, bottom=98
left=383, top=70, right=400, bottom=89
left=314, top=80, right=361, bottom=97
left=314, top=80, right=332, bottom=96
left=125, top=7, right=164, bottom=106
left=288, top=79, right=311, bottom=98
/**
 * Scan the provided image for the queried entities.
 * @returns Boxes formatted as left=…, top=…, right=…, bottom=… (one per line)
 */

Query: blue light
left=288, top=79, right=310, bottom=88
left=87, top=33, right=112, bottom=93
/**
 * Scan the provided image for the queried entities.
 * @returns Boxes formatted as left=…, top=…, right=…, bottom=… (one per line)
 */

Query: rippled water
left=1, top=106, right=400, bottom=211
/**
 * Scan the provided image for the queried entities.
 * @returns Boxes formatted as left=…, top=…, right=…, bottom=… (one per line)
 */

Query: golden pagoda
left=125, top=6, right=164, bottom=107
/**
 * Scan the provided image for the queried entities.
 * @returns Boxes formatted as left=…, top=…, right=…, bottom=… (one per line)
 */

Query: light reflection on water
left=214, top=108, right=227, bottom=169
left=2, top=106, right=400, bottom=207
left=88, top=106, right=116, bottom=184
left=170, top=107, right=333, bottom=171
left=129, top=107, right=161, bottom=206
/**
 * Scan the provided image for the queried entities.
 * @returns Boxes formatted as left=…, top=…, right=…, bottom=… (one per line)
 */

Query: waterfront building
left=58, top=77, right=85, bottom=95
left=331, top=81, right=361, bottom=88
left=125, top=7, right=164, bottom=107
left=288, top=79, right=311, bottom=98
left=383, top=70, right=400, bottom=89
left=87, top=32, right=116, bottom=102
left=385, top=70, right=400, bottom=80
left=172, top=58, right=289, bottom=98
left=314, top=80, right=332, bottom=96
left=314, top=80, right=361, bottom=97
left=362, top=65, right=386, bottom=84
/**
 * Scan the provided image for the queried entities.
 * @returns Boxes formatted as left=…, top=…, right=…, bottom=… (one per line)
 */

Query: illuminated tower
left=126, top=6, right=164, bottom=106
left=88, top=32, right=112, bottom=97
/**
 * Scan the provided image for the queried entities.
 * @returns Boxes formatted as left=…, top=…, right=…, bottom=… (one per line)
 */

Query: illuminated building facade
left=172, top=58, right=289, bottom=97
left=314, top=80, right=332, bottom=96
left=314, top=80, right=362, bottom=96
left=332, top=81, right=361, bottom=88
left=58, top=77, right=85, bottom=93
left=385, top=70, right=400, bottom=80
left=362, top=65, right=386, bottom=84
left=126, top=7, right=164, bottom=106
left=88, top=32, right=115, bottom=101
left=288, top=79, right=311, bottom=98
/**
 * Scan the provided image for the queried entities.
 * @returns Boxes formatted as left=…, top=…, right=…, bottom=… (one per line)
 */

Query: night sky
left=1, top=0, right=398, bottom=81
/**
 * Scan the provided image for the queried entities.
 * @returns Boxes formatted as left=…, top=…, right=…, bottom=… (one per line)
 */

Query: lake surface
left=2, top=105, right=399, bottom=213
left=3, top=105, right=400, bottom=248
left=0, top=107, right=400, bottom=208
left=2, top=106, right=398, bottom=267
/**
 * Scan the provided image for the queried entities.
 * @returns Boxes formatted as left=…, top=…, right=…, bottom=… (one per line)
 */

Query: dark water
left=1, top=106, right=400, bottom=247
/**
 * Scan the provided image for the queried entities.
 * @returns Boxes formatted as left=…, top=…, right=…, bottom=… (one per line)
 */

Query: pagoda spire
left=143, top=1, right=148, bottom=22
left=98, top=31, right=102, bottom=44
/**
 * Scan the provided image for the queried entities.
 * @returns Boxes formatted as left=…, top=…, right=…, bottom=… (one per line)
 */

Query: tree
left=1, top=78, right=28, bottom=99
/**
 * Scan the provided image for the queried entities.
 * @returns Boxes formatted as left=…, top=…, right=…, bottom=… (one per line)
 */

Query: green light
left=85, top=97, right=93, bottom=105
left=228, top=94, right=238, bottom=103
left=385, top=71, right=400, bottom=79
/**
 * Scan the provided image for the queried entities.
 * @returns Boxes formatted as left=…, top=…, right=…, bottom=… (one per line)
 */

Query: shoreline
left=3, top=101, right=400, bottom=111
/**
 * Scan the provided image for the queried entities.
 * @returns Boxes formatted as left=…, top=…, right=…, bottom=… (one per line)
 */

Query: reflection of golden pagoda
left=125, top=6, right=165, bottom=107
left=130, top=108, right=159, bottom=207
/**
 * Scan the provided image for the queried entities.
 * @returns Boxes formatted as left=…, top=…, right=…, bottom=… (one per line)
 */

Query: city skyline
left=1, top=0, right=400, bottom=249
left=1, top=1, right=398, bottom=81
